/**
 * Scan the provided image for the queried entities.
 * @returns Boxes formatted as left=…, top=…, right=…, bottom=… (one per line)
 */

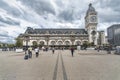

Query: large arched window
left=65, top=31, right=69, bottom=34
left=32, top=41, right=38, bottom=46
left=51, top=41, right=56, bottom=45
left=58, top=41, right=63, bottom=45
left=39, top=41, right=45, bottom=46
left=75, top=41, right=81, bottom=45
left=52, top=32, right=56, bottom=34
left=65, top=41, right=70, bottom=45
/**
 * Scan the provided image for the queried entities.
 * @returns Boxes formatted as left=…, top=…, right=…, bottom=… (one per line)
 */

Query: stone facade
left=21, top=28, right=89, bottom=47
left=19, top=3, right=105, bottom=48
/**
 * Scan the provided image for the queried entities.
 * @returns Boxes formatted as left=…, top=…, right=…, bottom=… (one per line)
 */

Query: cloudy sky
left=0, top=0, right=120, bottom=43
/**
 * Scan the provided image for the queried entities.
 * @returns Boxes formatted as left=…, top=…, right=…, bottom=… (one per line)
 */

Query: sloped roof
left=25, top=27, right=88, bottom=34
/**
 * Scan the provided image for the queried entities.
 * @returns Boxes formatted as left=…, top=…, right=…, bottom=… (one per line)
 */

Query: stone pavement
left=0, top=50, right=120, bottom=80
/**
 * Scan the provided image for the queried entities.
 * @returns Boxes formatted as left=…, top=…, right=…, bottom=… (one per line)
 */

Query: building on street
left=107, top=24, right=120, bottom=46
left=19, top=3, right=105, bottom=48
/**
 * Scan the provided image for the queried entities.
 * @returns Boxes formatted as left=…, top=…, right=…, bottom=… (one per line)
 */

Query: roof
left=86, top=3, right=97, bottom=15
left=25, top=27, right=88, bottom=34
left=107, top=24, right=120, bottom=31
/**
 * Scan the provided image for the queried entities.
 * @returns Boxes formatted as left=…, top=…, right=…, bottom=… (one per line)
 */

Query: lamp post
left=45, top=35, right=49, bottom=51
left=91, top=30, right=96, bottom=45
left=25, top=34, right=29, bottom=54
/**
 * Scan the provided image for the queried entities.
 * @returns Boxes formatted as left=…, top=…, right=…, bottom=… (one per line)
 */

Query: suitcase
left=24, top=54, right=28, bottom=60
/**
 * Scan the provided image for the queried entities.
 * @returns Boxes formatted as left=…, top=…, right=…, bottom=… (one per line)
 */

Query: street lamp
left=91, top=30, right=96, bottom=45
left=45, top=35, right=49, bottom=51
left=25, top=34, right=29, bottom=54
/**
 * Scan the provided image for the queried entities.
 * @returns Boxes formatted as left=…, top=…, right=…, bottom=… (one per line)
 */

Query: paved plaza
left=0, top=50, right=120, bottom=80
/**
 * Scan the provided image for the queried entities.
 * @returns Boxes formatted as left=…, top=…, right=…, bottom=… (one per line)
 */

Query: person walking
left=97, top=46, right=100, bottom=52
left=35, top=47, right=39, bottom=58
left=52, top=47, right=55, bottom=54
left=28, top=47, right=32, bottom=58
left=71, top=47, right=74, bottom=57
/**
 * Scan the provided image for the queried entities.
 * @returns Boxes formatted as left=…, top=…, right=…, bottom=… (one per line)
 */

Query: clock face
left=90, top=16, right=97, bottom=22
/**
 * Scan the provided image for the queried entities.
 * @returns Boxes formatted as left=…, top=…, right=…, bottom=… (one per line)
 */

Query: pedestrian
left=97, top=46, right=100, bottom=52
left=35, top=47, right=39, bottom=58
left=71, top=47, right=74, bottom=57
left=107, top=45, right=111, bottom=54
left=28, top=47, right=32, bottom=58
left=52, top=47, right=55, bottom=54
left=24, top=48, right=29, bottom=60
left=24, top=51, right=29, bottom=60
left=77, top=45, right=81, bottom=53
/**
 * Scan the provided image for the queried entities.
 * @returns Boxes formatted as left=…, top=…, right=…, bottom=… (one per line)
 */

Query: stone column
left=70, top=36, right=75, bottom=46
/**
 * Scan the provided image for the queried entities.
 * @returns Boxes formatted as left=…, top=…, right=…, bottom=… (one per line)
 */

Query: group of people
left=24, top=47, right=40, bottom=60
left=24, top=46, right=76, bottom=60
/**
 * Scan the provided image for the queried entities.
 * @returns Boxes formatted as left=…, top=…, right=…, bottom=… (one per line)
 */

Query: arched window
left=65, top=41, right=70, bottom=45
left=65, top=31, right=69, bottom=34
left=75, top=41, right=81, bottom=45
left=75, top=32, right=80, bottom=34
left=39, top=41, right=45, bottom=46
left=52, top=32, right=56, bottom=34
left=58, top=41, right=63, bottom=45
left=32, top=41, right=37, bottom=46
left=51, top=41, right=56, bottom=45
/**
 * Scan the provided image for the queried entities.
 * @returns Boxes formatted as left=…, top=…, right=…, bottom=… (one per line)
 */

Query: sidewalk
left=0, top=50, right=120, bottom=80
left=62, top=50, right=120, bottom=80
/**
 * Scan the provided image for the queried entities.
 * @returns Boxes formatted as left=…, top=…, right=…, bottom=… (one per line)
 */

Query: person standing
left=35, top=47, right=39, bottom=58
left=71, top=47, right=74, bottom=57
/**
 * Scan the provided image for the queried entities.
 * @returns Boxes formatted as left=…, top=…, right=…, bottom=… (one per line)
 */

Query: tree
left=8, top=44, right=15, bottom=48
left=32, top=41, right=38, bottom=48
left=15, top=38, right=23, bottom=47
left=39, top=41, right=44, bottom=47
left=82, top=41, right=88, bottom=49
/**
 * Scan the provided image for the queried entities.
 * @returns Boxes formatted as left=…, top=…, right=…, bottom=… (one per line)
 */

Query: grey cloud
left=0, top=0, right=22, bottom=17
left=0, top=36, right=15, bottom=43
left=0, top=30, right=15, bottom=43
left=0, top=24, right=5, bottom=27
left=58, top=8, right=82, bottom=22
left=0, top=16, right=20, bottom=26
left=0, top=34, right=9, bottom=37
left=98, top=0, right=120, bottom=23
left=100, top=0, right=120, bottom=10
left=105, top=0, right=120, bottom=13
left=58, top=9, right=74, bottom=22
left=55, top=0, right=64, bottom=8
left=19, top=0, right=55, bottom=15
left=99, top=13, right=120, bottom=23
left=0, top=30, right=9, bottom=37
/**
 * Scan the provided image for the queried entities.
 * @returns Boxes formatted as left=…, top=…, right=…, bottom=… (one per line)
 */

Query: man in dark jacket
left=71, top=47, right=74, bottom=57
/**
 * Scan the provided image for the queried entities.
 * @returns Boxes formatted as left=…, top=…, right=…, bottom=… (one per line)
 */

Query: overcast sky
left=0, top=0, right=120, bottom=43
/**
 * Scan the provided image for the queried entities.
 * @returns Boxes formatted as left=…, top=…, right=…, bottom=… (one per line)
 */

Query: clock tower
left=85, top=3, right=98, bottom=45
